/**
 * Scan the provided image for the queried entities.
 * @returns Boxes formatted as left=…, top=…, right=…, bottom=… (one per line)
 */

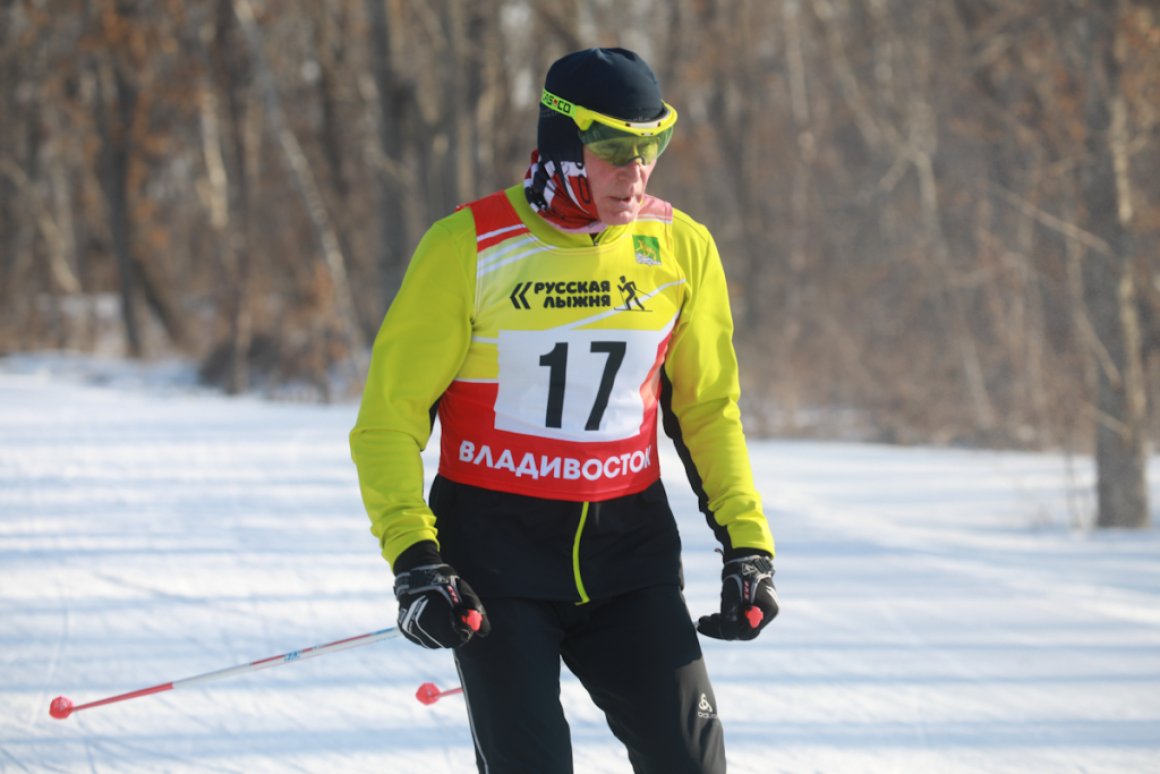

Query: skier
left=351, top=47, right=778, bottom=773
left=618, top=275, right=646, bottom=311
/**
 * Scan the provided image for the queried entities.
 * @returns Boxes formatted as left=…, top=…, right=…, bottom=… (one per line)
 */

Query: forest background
left=1, top=0, right=1157, bottom=527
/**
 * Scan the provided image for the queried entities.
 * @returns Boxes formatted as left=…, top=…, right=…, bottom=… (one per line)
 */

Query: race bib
left=494, top=326, right=669, bottom=442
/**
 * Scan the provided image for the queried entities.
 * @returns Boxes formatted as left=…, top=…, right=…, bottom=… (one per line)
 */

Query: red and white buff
left=522, top=150, right=604, bottom=233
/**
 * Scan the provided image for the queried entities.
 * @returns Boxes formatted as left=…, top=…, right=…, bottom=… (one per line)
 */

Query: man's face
left=582, top=146, right=655, bottom=226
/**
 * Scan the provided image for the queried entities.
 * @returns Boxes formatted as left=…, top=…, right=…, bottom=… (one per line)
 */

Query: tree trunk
left=95, top=55, right=143, bottom=358
left=364, top=0, right=415, bottom=312
left=1071, top=1, right=1150, bottom=528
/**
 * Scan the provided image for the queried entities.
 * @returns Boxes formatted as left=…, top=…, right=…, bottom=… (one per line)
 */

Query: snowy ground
left=2, top=353, right=1159, bottom=773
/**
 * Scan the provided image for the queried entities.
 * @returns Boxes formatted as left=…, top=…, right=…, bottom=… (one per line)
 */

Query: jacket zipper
left=572, top=501, right=591, bottom=604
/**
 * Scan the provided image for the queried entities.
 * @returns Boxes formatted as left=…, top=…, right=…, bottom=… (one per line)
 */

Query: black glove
left=697, top=554, right=779, bottom=641
left=394, top=563, right=491, bottom=649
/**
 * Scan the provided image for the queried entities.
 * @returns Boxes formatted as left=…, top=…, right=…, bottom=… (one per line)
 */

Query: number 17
left=539, top=340, right=627, bottom=431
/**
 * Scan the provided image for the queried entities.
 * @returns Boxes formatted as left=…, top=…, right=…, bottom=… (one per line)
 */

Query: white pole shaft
left=55, top=626, right=401, bottom=717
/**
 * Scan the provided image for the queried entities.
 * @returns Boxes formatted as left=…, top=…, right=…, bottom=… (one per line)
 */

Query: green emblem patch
left=632, top=235, right=661, bottom=266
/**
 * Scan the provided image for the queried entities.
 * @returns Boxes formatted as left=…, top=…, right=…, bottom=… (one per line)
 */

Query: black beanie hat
left=537, top=48, right=666, bottom=164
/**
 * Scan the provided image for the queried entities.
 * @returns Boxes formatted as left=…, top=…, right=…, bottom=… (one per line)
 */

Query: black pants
left=453, top=584, right=726, bottom=774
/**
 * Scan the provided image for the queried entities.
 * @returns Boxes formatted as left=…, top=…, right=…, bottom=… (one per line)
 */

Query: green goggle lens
left=581, top=126, right=673, bottom=166
left=540, top=89, right=678, bottom=166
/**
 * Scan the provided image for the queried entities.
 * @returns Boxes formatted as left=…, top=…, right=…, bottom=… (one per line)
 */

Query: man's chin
left=599, top=201, right=640, bottom=225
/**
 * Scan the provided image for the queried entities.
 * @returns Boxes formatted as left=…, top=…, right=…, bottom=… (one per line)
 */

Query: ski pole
left=415, top=682, right=464, bottom=705
left=49, top=625, right=402, bottom=720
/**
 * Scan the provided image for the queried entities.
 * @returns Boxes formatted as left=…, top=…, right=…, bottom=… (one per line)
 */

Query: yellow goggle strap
left=541, top=89, right=678, bottom=137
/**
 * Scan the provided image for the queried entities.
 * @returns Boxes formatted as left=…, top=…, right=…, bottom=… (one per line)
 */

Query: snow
left=2, top=353, right=1159, bottom=773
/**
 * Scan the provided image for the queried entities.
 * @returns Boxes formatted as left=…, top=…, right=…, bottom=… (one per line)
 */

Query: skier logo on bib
left=618, top=275, right=647, bottom=311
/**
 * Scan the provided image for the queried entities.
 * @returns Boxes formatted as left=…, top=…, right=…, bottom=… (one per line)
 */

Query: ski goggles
left=541, top=88, right=677, bottom=166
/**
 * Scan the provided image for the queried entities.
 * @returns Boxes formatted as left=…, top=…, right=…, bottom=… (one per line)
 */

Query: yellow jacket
left=351, top=185, right=774, bottom=575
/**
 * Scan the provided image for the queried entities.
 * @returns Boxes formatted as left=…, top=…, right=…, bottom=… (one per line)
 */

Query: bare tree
left=233, top=0, right=367, bottom=390
left=1063, top=1, right=1150, bottom=527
